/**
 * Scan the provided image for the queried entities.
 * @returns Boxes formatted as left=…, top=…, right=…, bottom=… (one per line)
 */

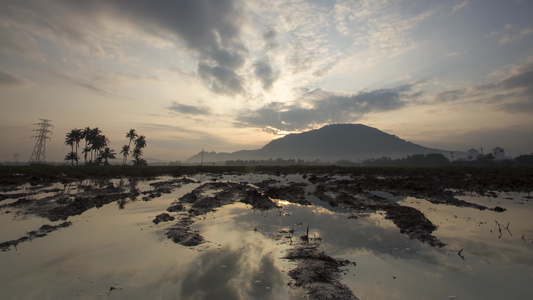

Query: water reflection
left=177, top=245, right=299, bottom=299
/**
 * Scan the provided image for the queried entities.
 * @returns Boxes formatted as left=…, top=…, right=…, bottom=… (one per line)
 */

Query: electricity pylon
left=29, top=119, right=53, bottom=163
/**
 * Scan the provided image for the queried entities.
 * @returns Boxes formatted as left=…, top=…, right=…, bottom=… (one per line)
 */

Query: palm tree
left=99, top=147, right=116, bottom=166
left=124, top=129, right=138, bottom=165
left=120, top=145, right=130, bottom=165
left=133, top=135, right=147, bottom=165
left=83, top=128, right=102, bottom=164
left=82, top=146, right=91, bottom=165
left=91, top=134, right=108, bottom=165
left=86, top=128, right=103, bottom=164
left=132, top=147, right=147, bottom=166
left=134, top=135, right=146, bottom=150
left=65, top=129, right=84, bottom=166
left=64, top=151, right=78, bottom=166
left=72, top=129, right=82, bottom=166
left=81, top=127, right=92, bottom=165
left=132, top=147, right=143, bottom=161
left=64, top=131, right=76, bottom=165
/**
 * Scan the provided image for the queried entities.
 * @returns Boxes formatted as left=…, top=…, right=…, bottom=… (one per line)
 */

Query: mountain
left=186, top=124, right=452, bottom=164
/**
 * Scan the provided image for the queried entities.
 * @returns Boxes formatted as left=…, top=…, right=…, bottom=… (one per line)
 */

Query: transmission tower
left=29, top=119, right=53, bottom=163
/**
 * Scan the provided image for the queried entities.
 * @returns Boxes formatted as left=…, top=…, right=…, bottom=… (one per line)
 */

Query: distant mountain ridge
left=186, top=124, right=451, bottom=163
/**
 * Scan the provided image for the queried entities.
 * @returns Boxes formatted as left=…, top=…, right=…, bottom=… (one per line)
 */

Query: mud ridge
left=284, top=244, right=358, bottom=300
left=0, top=221, right=72, bottom=251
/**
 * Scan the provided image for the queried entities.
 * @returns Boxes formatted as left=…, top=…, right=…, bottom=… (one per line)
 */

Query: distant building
left=492, top=147, right=505, bottom=160
left=467, top=149, right=480, bottom=160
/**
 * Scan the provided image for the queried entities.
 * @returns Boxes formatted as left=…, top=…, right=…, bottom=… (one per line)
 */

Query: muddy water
left=1, top=174, right=532, bottom=299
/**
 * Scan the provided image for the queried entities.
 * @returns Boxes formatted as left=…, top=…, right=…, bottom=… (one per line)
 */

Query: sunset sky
left=1, top=0, right=533, bottom=162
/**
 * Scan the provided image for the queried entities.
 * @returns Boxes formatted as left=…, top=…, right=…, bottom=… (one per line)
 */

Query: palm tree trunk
left=75, top=142, right=79, bottom=166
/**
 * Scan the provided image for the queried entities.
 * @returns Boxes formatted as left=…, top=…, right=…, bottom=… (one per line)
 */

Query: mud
left=152, top=213, right=175, bottom=224
left=165, top=217, right=206, bottom=246
left=259, top=181, right=311, bottom=205
left=0, top=221, right=72, bottom=251
left=283, top=245, right=358, bottom=300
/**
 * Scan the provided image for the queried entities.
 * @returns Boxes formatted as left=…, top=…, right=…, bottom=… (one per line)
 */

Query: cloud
left=1, top=0, right=248, bottom=96
left=50, top=69, right=132, bottom=99
left=0, top=0, right=441, bottom=100
left=490, top=24, right=533, bottom=45
left=486, top=61, right=533, bottom=113
left=236, top=84, right=414, bottom=132
left=0, top=30, right=45, bottom=61
left=253, top=58, right=278, bottom=90
left=0, top=70, right=29, bottom=88
left=427, top=60, right=533, bottom=113
left=498, top=62, right=533, bottom=92
left=452, top=0, right=470, bottom=13
left=445, top=51, right=461, bottom=58
left=168, top=101, right=211, bottom=116
left=91, top=72, right=161, bottom=87
left=499, top=101, right=533, bottom=114
left=198, top=63, right=244, bottom=96
left=262, top=28, right=278, bottom=49
left=435, top=89, right=468, bottom=102
left=328, top=0, right=437, bottom=77
left=0, top=1, right=113, bottom=57
left=102, top=0, right=248, bottom=95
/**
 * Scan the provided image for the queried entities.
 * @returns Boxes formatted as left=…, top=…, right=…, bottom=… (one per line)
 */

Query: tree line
left=65, top=128, right=147, bottom=166
left=225, top=158, right=320, bottom=166
left=363, top=153, right=533, bottom=167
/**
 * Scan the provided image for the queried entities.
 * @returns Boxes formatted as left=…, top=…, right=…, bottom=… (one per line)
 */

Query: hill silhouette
left=186, top=124, right=450, bottom=164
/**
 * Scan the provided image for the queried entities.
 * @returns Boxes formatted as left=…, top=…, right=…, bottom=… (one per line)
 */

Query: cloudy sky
left=1, top=0, right=533, bottom=162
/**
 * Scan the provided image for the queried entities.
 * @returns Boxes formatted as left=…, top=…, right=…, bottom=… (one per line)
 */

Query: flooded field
left=1, top=171, right=533, bottom=299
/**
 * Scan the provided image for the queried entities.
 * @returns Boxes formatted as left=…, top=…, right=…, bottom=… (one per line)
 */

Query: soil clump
left=284, top=244, right=358, bottom=300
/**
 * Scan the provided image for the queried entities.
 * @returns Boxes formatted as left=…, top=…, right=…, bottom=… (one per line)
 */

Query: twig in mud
left=457, top=248, right=465, bottom=261
left=300, top=224, right=310, bottom=243
left=495, top=220, right=503, bottom=239
left=495, top=220, right=512, bottom=238
left=504, top=222, right=512, bottom=236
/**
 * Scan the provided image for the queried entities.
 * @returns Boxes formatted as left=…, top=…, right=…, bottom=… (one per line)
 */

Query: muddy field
left=1, top=167, right=533, bottom=299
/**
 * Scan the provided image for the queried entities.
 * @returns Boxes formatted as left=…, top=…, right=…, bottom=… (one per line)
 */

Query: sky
left=1, top=0, right=533, bottom=163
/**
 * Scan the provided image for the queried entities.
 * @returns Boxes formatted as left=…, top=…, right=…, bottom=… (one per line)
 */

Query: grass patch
left=1, top=164, right=532, bottom=180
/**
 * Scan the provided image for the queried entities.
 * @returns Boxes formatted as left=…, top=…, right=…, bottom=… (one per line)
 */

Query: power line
left=29, top=119, right=53, bottom=163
